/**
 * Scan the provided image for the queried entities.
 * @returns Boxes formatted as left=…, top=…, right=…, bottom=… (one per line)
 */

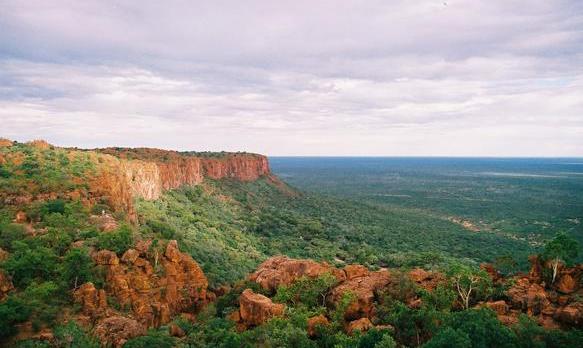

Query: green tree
left=62, top=247, right=94, bottom=290
left=541, top=232, right=579, bottom=284
left=2, top=241, right=59, bottom=288
left=431, top=309, right=516, bottom=348
left=446, top=263, right=492, bottom=309
left=96, top=224, right=134, bottom=255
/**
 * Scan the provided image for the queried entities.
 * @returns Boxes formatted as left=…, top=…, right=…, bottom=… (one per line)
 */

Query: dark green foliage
left=62, top=247, right=95, bottom=290
left=52, top=321, right=99, bottom=348
left=357, top=328, right=396, bottom=348
left=274, top=273, right=337, bottom=309
left=96, top=224, right=134, bottom=255
left=0, top=223, right=26, bottom=251
left=123, top=329, right=176, bottom=348
left=423, top=327, right=471, bottom=348
left=429, top=308, right=516, bottom=348
left=0, top=296, right=32, bottom=338
left=542, top=232, right=579, bottom=266
left=146, top=219, right=177, bottom=239
left=42, top=199, right=66, bottom=216
left=2, top=240, right=59, bottom=288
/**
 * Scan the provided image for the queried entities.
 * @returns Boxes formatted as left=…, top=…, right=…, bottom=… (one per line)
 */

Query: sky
left=1, top=1, right=582, bottom=156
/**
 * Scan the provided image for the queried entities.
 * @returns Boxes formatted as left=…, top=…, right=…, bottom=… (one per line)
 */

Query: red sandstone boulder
left=347, top=318, right=373, bottom=335
left=94, top=316, right=146, bottom=348
left=307, top=314, right=330, bottom=337
left=14, top=211, right=27, bottom=223
left=555, top=302, right=583, bottom=328
left=250, top=256, right=343, bottom=292
left=74, top=282, right=107, bottom=316
left=80, top=240, right=208, bottom=329
left=482, top=300, right=509, bottom=315
left=93, top=250, right=120, bottom=265
left=238, top=289, right=285, bottom=327
left=330, top=269, right=391, bottom=320
left=169, top=323, right=186, bottom=337
left=0, top=270, right=14, bottom=301
left=0, top=248, right=8, bottom=262
left=344, top=265, right=369, bottom=280
left=408, top=268, right=444, bottom=292
left=121, top=249, right=140, bottom=264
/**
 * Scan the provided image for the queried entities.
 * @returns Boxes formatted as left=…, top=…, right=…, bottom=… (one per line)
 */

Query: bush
left=429, top=308, right=516, bottom=348
left=124, top=329, right=176, bottom=348
left=274, top=273, right=337, bottom=309
left=2, top=240, right=59, bottom=288
left=0, top=296, right=31, bottom=339
left=96, top=224, right=134, bottom=255
left=52, top=321, right=99, bottom=348
left=62, top=248, right=95, bottom=290
left=0, top=223, right=26, bottom=251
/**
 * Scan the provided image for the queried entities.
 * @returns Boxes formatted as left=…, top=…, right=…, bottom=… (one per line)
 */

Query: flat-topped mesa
left=95, top=147, right=270, bottom=201
left=85, top=147, right=272, bottom=219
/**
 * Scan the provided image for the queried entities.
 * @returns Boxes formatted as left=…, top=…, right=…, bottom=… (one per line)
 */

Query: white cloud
left=0, top=0, right=582, bottom=155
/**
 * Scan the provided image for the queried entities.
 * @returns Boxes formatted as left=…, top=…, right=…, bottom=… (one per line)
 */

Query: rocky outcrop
left=491, top=255, right=583, bottom=329
left=248, top=257, right=391, bottom=324
left=555, top=302, right=583, bottom=328
left=91, top=149, right=272, bottom=219
left=408, top=268, right=445, bottom=292
left=234, top=289, right=285, bottom=328
left=0, top=138, right=13, bottom=147
left=75, top=240, right=209, bottom=329
left=329, top=269, right=391, bottom=320
left=94, top=316, right=146, bottom=348
left=249, top=256, right=344, bottom=293
left=347, top=318, right=373, bottom=335
left=307, top=315, right=330, bottom=337
left=0, top=270, right=14, bottom=301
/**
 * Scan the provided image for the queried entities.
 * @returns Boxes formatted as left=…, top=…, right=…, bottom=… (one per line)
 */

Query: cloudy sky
left=1, top=1, right=582, bottom=156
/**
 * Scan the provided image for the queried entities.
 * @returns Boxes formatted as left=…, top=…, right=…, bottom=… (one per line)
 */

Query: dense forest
left=0, top=141, right=582, bottom=347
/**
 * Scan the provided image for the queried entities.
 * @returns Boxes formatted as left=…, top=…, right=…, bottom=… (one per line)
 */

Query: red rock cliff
left=89, top=148, right=271, bottom=219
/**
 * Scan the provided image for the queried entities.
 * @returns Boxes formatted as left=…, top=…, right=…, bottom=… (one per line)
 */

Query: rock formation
left=74, top=240, right=209, bottom=336
left=0, top=270, right=14, bottom=301
left=232, top=289, right=286, bottom=329
left=93, top=316, right=146, bottom=348
left=249, top=256, right=345, bottom=293
left=307, top=314, right=330, bottom=337
left=329, top=268, right=391, bottom=320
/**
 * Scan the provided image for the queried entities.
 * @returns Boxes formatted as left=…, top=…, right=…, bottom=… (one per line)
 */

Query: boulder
left=169, top=323, right=186, bottom=337
left=0, top=270, right=14, bottom=301
left=250, top=256, right=343, bottom=292
left=165, top=240, right=182, bottom=263
left=74, top=282, right=107, bottom=316
left=81, top=240, right=208, bottom=329
left=307, top=314, right=329, bottom=337
left=555, top=302, right=583, bottom=328
left=121, top=249, right=140, bottom=264
left=344, top=265, right=369, bottom=280
left=482, top=300, right=509, bottom=315
left=329, top=269, right=391, bottom=320
left=94, top=250, right=120, bottom=265
left=239, top=289, right=285, bottom=327
left=408, top=268, right=445, bottom=292
left=347, top=318, right=373, bottom=335
left=94, top=316, right=146, bottom=348
left=14, top=211, right=27, bottom=223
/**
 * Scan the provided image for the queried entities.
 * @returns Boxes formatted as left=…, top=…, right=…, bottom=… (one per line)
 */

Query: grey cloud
left=0, top=0, right=582, bottom=155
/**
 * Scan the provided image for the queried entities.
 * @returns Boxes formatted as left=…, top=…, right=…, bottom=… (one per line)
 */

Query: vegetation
left=1, top=144, right=582, bottom=346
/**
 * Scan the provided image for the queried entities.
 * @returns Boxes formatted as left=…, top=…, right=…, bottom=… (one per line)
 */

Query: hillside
left=0, top=139, right=582, bottom=347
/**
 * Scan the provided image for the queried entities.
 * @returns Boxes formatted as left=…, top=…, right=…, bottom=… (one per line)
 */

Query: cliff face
left=88, top=149, right=271, bottom=218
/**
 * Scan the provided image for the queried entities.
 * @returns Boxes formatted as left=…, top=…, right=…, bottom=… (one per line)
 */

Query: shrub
left=96, top=224, right=134, bottom=255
